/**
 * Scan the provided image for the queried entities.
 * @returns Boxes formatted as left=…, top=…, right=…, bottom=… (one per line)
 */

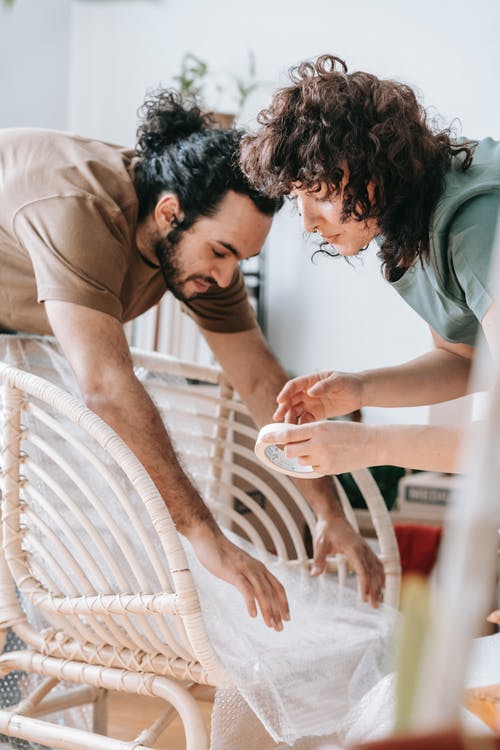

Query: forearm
left=43, top=303, right=294, bottom=627
left=206, top=332, right=385, bottom=601
left=85, top=374, right=219, bottom=538
left=371, top=422, right=470, bottom=472
left=291, top=474, right=347, bottom=518
left=361, top=348, right=473, bottom=408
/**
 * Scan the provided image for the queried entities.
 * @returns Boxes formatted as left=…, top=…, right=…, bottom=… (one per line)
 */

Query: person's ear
left=154, top=193, right=185, bottom=233
left=367, top=180, right=377, bottom=205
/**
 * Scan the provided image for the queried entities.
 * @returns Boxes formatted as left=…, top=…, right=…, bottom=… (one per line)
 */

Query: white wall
left=67, top=0, right=500, bottom=423
left=67, top=0, right=500, bottom=144
left=0, top=0, right=71, bottom=129
left=3, top=0, right=500, bottom=424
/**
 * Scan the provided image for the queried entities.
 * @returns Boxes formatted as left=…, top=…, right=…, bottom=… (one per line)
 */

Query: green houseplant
left=172, top=50, right=262, bottom=125
left=172, top=53, right=209, bottom=100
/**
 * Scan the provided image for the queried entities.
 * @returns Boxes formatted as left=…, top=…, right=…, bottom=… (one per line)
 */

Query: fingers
left=238, top=580, right=258, bottom=619
left=273, top=402, right=317, bottom=425
left=353, top=549, right=386, bottom=609
left=235, top=563, right=290, bottom=631
left=310, top=542, right=328, bottom=577
left=370, top=560, right=386, bottom=609
left=284, top=443, right=313, bottom=461
left=311, top=519, right=386, bottom=609
left=275, top=373, right=333, bottom=421
left=273, top=398, right=305, bottom=423
left=284, top=405, right=302, bottom=424
left=308, top=374, right=337, bottom=396
left=487, top=610, right=500, bottom=625
left=273, top=402, right=288, bottom=422
left=195, top=534, right=290, bottom=631
left=274, top=373, right=337, bottom=424
left=283, top=441, right=319, bottom=468
left=262, top=570, right=290, bottom=629
left=275, top=374, right=321, bottom=404
left=259, top=423, right=313, bottom=447
left=297, top=411, right=316, bottom=424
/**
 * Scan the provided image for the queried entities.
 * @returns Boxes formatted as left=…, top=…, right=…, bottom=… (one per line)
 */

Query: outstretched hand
left=273, top=371, right=364, bottom=424
left=191, top=529, right=290, bottom=631
left=311, top=514, right=385, bottom=608
left=259, top=420, right=378, bottom=477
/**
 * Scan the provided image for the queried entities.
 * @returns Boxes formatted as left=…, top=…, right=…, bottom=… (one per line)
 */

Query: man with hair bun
left=240, top=54, right=500, bottom=479
left=0, top=90, right=384, bottom=630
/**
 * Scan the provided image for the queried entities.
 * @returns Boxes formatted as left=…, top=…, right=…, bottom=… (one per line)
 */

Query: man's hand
left=273, top=371, right=364, bottom=424
left=311, top=513, right=385, bottom=608
left=45, top=301, right=291, bottom=630
left=190, top=528, right=290, bottom=631
left=203, top=328, right=386, bottom=608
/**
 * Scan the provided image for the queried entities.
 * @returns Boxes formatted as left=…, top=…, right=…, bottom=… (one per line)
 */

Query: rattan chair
left=0, top=342, right=401, bottom=749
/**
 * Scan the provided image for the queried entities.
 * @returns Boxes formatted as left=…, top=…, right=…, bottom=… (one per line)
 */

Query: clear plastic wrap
left=1, top=335, right=397, bottom=749
left=186, top=536, right=396, bottom=748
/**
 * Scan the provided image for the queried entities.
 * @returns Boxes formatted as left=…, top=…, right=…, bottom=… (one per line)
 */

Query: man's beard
left=155, top=233, right=217, bottom=303
left=155, top=235, right=190, bottom=302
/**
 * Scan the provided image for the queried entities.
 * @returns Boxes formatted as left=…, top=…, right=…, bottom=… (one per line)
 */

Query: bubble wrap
left=1, top=335, right=397, bottom=749
left=183, top=534, right=397, bottom=748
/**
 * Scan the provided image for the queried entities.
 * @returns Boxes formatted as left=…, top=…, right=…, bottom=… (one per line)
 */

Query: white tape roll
left=254, top=423, right=324, bottom=479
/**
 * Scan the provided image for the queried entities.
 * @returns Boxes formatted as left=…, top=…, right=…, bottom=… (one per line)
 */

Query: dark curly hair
left=133, top=89, right=282, bottom=233
left=240, top=55, right=476, bottom=280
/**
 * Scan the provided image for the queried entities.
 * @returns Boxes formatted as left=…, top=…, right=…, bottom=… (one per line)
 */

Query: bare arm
left=361, top=330, right=475, bottom=407
left=262, top=419, right=467, bottom=474
left=264, top=308, right=497, bottom=476
left=44, top=301, right=289, bottom=630
left=275, top=328, right=475, bottom=424
left=202, top=326, right=385, bottom=607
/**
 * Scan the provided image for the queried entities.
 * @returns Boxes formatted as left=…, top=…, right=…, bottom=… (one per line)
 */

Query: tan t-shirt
left=0, top=128, right=257, bottom=335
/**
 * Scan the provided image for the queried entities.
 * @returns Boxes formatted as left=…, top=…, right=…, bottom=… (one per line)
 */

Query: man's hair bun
left=135, top=89, right=212, bottom=157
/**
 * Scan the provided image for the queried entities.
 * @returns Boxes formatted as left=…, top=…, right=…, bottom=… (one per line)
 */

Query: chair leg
left=0, top=652, right=210, bottom=750
left=92, top=687, right=108, bottom=735
left=153, top=677, right=209, bottom=750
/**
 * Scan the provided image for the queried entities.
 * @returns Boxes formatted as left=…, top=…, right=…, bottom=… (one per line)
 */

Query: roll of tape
left=254, top=422, right=324, bottom=479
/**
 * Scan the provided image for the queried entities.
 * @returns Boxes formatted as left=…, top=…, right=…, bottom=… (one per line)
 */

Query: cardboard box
left=395, top=471, right=465, bottom=520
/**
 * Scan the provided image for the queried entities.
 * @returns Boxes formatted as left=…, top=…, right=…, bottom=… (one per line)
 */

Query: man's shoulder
left=0, top=126, right=132, bottom=155
left=1, top=128, right=138, bottom=233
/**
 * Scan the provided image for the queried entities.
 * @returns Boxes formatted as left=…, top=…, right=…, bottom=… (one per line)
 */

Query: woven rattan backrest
left=132, top=348, right=317, bottom=564
left=131, top=347, right=401, bottom=607
left=0, top=335, right=400, bottom=651
left=0, top=353, right=223, bottom=684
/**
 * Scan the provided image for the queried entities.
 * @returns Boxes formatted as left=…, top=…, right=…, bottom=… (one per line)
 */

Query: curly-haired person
left=240, top=54, right=500, bottom=476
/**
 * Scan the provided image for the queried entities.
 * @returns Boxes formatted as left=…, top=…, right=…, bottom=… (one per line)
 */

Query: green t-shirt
left=390, top=137, right=500, bottom=345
